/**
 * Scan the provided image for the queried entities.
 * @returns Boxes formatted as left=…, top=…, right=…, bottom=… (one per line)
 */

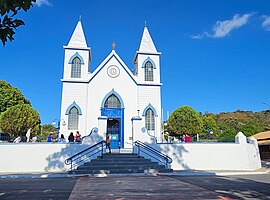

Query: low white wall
left=138, top=132, right=261, bottom=171
left=0, top=132, right=262, bottom=173
left=0, top=143, right=92, bottom=174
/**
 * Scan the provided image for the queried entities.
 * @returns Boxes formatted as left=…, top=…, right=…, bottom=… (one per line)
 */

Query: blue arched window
left=104, top=94, right=121, bottom=108
left=144, top=61, right=153, bottom=81
left=145, top=108, right=155, bottom=131
left=71, top=57, right=81, bottom=78
left=68, top=106, right=79, bottom=130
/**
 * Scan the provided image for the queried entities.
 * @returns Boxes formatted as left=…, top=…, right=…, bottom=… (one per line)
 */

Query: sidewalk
left=0, top=167, right=269, bottom=179
left=158, top=167, right=270, bottom=176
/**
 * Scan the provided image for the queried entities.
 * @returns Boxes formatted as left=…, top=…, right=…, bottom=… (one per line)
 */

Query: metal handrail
left=65, top=140, right=106, bottom=171
left=134, top=140, right=173, bottom=167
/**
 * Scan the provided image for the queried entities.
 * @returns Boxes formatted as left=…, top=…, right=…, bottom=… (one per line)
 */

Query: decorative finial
left=145, top=20, right=147, bottom=27
left=112, top=42, right=116, bottom=50
left=79, top=15, right=82, bottom=21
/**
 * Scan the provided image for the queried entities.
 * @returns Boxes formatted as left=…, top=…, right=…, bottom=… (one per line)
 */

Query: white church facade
left=59, top=20, right=162, bottom=149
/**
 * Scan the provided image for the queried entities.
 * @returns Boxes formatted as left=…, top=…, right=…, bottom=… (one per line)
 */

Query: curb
left=1, top=169, right=269, bottom=179
left=158, top=169, right=270, bottom=177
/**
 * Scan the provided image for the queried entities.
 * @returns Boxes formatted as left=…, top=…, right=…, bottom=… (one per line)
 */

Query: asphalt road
left=0, top=174, right=269, bottom=199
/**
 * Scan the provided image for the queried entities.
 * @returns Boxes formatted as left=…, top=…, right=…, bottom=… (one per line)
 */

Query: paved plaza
left=0, top=173, right=270, bottom=199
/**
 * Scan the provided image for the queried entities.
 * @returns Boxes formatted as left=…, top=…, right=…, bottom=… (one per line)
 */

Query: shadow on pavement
left=169, top=174, right=270, bottom=199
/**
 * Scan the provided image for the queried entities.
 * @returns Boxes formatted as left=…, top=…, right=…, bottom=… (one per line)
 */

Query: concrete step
left=92, top=158, right=151, bottom=163
left=97, top=153, right=141, bottom=158
left=69, top=168, right=173, bottom=174
left=85, top=160, right=158, bottom=166
left=69, top=152, right=173, bottom=174
left=78, top=164, right=165, bottom=170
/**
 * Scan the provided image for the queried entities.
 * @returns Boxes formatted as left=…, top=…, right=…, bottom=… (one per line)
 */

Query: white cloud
left=35, top=0, right=52, bottom=7
left=191, top=32, right=210, bottom=39
left=191, top=13, right=254, bottom=39
left=262, top=15, right=270, bottom=31
left=212, top=13, right=254, bottom=38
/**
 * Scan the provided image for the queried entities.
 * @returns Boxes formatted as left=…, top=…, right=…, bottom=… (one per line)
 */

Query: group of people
left=46, top=131, right=82, bottom=143
left=182, top=134, right=192, bottom=143
left=13, top=135, right=37, bottom=143
left=67, top=131, right=82, bottom=143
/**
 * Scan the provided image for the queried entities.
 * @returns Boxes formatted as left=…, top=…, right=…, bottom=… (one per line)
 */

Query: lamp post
left=52, top=119, right=60, bottom=138
left=207, top=128, right=213, bottom=140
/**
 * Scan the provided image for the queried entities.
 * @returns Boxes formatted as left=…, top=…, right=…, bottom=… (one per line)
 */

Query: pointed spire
left=68, top=20, right=87, bottom=48
left=138, top=26, right=157, bottom=53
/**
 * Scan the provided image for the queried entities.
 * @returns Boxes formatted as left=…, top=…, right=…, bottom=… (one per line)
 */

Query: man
left=106, top=134, right=111, bottom=153
left=47, top=133, right=53, bottom=142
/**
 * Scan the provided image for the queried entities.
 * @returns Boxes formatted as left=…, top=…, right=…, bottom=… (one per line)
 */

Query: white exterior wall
left=85, top=55, right=138, bottom=148
left=136, top=53, right=160, bottom=84
left=59, top=82, right=88, bottom=139
left=63, top=48, right=90, bottom=80
left=59, top=23, right=163, bottom=149
left=138, top=86, right=162, bottom=141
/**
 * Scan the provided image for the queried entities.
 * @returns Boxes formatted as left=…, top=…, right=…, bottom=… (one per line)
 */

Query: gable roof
left=250, top=131, right=270, bottom=145
left=89, top=50, right=137, bottom=84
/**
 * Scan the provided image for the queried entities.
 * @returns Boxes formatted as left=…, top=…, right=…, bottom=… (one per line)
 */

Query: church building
left=59, top=20, right=162, bottom=149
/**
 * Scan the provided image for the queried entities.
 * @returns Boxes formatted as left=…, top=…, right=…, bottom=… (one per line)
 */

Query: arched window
left=104, top=94, right=121, bottom=108
left=68, top=106, right=79, bottom=130
left=144, top=61, right=153, bottom=81
left=71, top=57, right=81, bottom=78
left=145, top=108, right=155, bottom=131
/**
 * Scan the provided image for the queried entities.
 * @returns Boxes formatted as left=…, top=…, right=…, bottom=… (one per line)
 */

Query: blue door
left=101, top=108, right=124, bottom=149
left=107, top=118, right=120, bottom=149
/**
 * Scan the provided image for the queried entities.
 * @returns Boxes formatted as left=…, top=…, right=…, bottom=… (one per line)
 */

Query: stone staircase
left=69, top=153, right=173, bottom=174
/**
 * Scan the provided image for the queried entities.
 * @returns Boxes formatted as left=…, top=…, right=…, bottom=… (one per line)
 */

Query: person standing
left=47, top=133, right=53, bottom=142
left=58, top=134, right=66, bottom=143
left=106, top=134, right=111, bottom=153
left=68, top=132, right=74, bottom=143
left=26, top=128, right=31, bottom=142
left=184, top=134, right=192, bottom=143
left=75, top=131, right=81, bottom=143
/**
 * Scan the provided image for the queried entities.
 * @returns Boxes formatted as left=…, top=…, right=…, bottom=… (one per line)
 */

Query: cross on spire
left=112, top=42, right=116, bottom=50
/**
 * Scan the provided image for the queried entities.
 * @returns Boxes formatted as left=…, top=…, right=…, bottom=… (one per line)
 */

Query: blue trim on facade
left=137, top=83, right=162, bottom=86
left=68, top=52, right=85, bottom=64
left=131, top=117, right=142, bottom=121
left=101, top=108, right=125, bottom=148
left=141, top=57, right=156, bottom=69
left=142, top=103, right=157, bottom=116
left=65, top=101, right=82, bottom=115
left=101, top=89, right=125, bottom=108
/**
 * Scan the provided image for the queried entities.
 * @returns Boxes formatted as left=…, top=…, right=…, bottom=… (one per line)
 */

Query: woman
left=68, top=132, right=74, bottom=143
left=58, top=134, right=66, bottom=143
left=75, top=131, right=81, bottom=143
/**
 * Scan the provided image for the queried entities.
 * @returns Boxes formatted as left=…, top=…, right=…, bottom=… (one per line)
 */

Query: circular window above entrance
left=107, top=65, right=120, bottom=78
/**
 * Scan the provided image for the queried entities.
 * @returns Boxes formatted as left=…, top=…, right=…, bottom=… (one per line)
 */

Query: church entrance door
left=101, top=107, right=124, bottom=149
left=107, top=118, right=120, bottom=149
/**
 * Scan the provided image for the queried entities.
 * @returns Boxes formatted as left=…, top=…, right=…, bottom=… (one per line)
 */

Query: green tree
left=202, top=115, right=218, bottom=138
left=0, top=104, right=40, bottom=136
left=0, top=0, right=36, bottom=45
left=0, top=80, right=30, bottom=113
left=167, top=106, right=202, bottom=136
left=40, top=124, right=57, bottom=141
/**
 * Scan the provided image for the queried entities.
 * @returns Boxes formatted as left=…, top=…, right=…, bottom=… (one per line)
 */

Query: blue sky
left=1, top=0, right=270, bottom=124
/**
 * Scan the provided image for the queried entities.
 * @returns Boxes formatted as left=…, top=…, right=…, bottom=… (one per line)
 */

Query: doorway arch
left=101, top=89, right=124, bottom=149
